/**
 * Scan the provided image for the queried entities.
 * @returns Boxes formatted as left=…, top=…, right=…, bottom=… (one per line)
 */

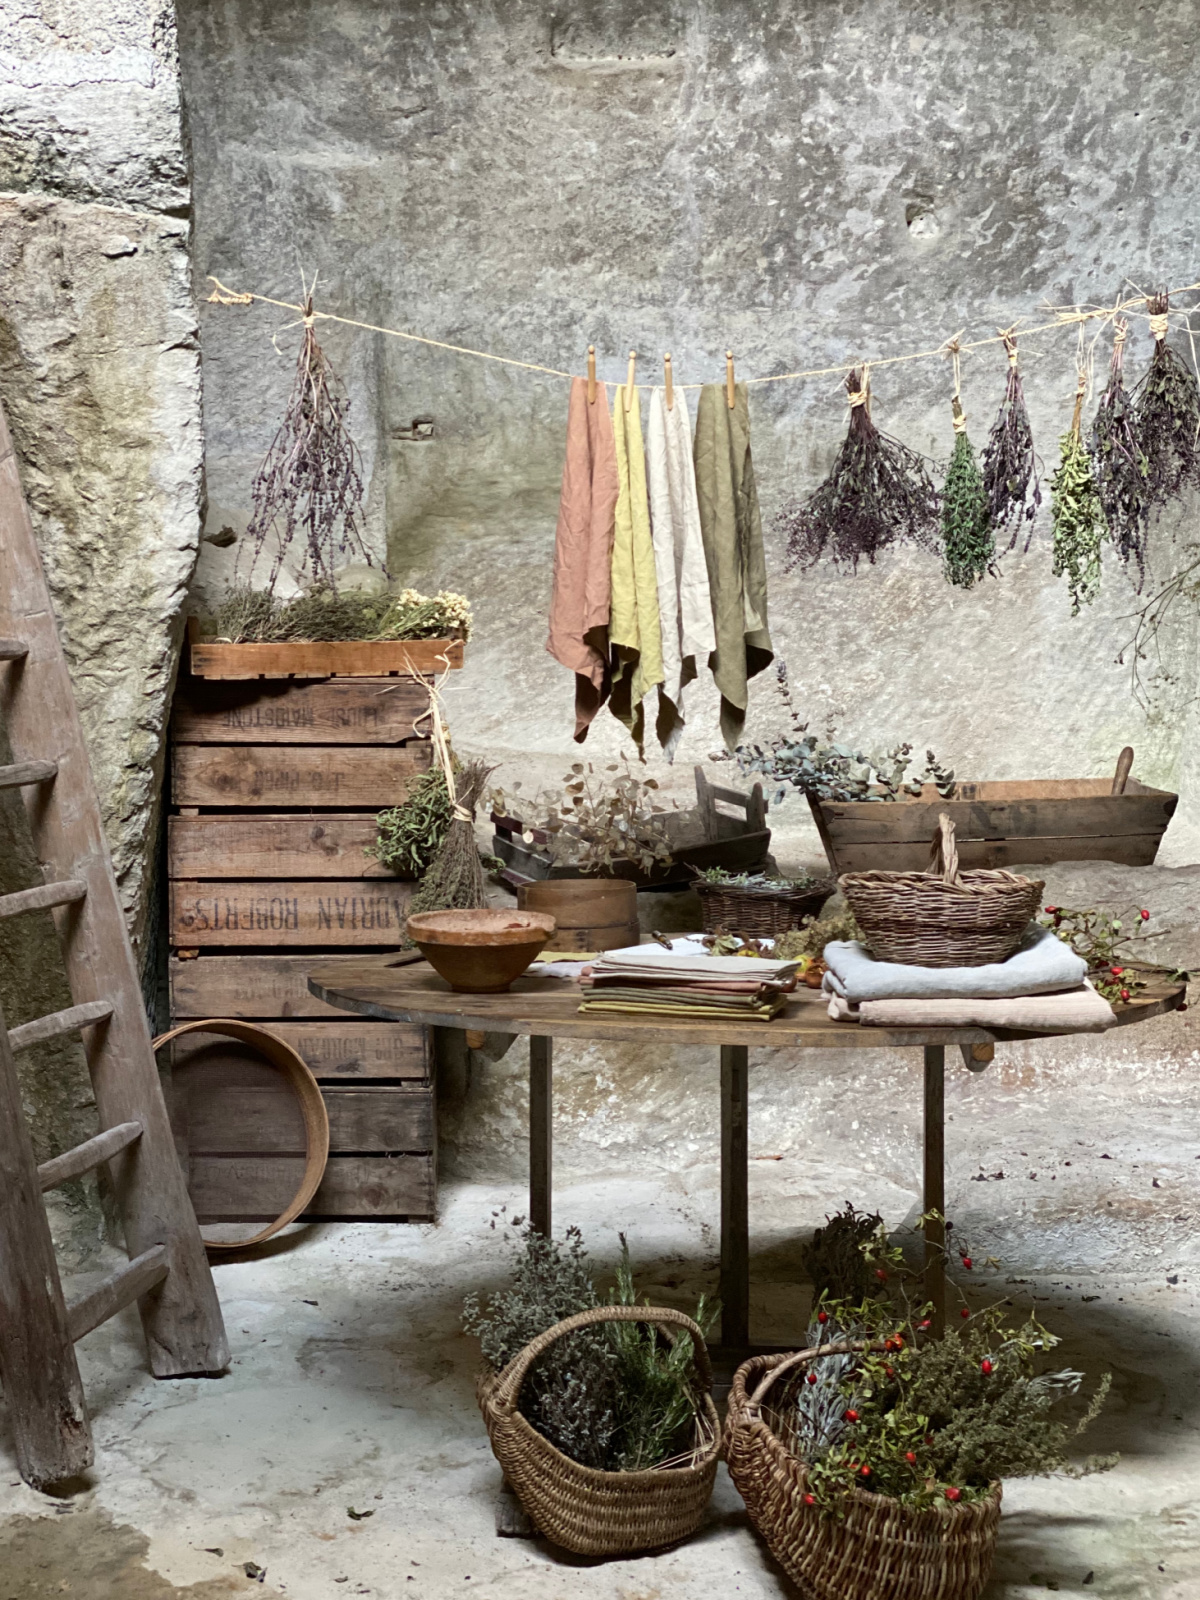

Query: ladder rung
left=8, top=998, right=114, bottom=1053
left=66, top=1245, right=169, bottom=1344
left=0, top=639, right=28, bottom=660
left=38, top=1121, right=143, bottom=1192
left=0, top=879, right=87, bottom=920
left=0, top=758, right=57, bottom=789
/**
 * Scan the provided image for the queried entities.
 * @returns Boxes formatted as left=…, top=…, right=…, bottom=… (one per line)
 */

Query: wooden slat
left=38, top=1121, right=142, bottom=1191
left=172, top=676, right=432, bottom=744
left=169, top=953, right=426, bottom=1020
left=0, top=878, right=87, bottom=919
left=172, top=744, right=431, bottom=808
left=8, top=999, right=114, bottom=1053
left=170, top=880, right=415, bottom=946
left=185, top=1085, right=434, bottom=1154
left=168, top=814, right=396, bottom=879
left=0, top=639, right=28, bottom=660
left=818, top=792, right=1177, bottom=844
left=187, top=1154, right=435, bottom=1219
left=66, top=1245, right=169, bottom=1344
left=0, top=758, right=57, bottom=789
left=170, top=1018, right=429, bottom=1081
left=830, top=833, right=1169, bottom=873
left=188, top=637, right=463, bottom=679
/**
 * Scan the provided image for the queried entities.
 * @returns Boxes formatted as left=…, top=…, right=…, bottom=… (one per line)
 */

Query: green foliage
left=369, top=768, right=452, bottom=878
left=1051, top=425, right=1107, bottom=614
left=210, top=583, right=472, bottom=644
left=802, top=1203, right=887, bottom=1305
left=940, top=421, right=995, bottom=589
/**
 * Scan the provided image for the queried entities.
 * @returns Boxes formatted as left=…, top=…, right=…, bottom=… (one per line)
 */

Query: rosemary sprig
left=1051, top=375, right=1108, bottom=615
left=941, top=399, right=995, bottom=589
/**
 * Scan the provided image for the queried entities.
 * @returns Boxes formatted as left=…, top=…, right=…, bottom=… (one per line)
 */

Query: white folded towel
left=823, top=924, right=1087, bottom=1002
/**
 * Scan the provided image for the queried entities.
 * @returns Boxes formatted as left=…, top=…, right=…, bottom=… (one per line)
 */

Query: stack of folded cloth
left=579, top=942, right=800, bottom=1020
left=822, top=924, right=1116, bottom=1033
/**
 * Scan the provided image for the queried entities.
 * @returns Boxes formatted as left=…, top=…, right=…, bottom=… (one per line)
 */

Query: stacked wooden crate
left=167, top=653, right=447, bottom=1222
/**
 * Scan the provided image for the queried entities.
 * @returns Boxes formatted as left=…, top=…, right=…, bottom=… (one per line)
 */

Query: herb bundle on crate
left=980, top=330, right=1041, bottom=544
left=368, top=767, right=453, bottom=878
left=777, top=369, right=940, bottom=569
left=1051, top=372, right=1108, bottom=614
left=1132, top=289, right=1200, bottom=516
left=1089, top=320, right=1150, bottom=584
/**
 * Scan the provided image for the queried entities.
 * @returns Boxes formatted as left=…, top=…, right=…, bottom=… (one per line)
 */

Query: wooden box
left=168, top=670, right=440, bottom=1221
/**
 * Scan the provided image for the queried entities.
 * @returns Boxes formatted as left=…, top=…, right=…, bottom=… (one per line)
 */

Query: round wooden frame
left=152, top=1018, right=330, bottom=1252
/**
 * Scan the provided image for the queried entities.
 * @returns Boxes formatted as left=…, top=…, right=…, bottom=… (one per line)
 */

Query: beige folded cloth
left=827, top=981, right=1116, bottom=1033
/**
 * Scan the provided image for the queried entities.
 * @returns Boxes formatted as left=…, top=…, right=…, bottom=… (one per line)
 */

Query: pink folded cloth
left=827, top=981, right=1116, bottom=1033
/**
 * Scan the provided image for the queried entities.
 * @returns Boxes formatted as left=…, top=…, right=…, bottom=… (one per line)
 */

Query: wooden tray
left=187, top=636, right=464, bottom=680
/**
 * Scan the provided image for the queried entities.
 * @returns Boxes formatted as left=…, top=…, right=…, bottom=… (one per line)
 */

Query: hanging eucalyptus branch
left=1051, top=372, right=1108, bottom=615
left=941, top=386, right=995, bottom=590
left=1131, top=289, right=1200, bottom=517
left=980, top=331, right=1041, bottom=545
left=777, top=368, right=940, bottom=570
left=1089, top=320, right=1149, bottom=584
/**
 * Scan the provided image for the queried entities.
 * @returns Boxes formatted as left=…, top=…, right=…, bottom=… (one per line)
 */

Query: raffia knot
left=452, top=803, right=473, bottom=824
left=1113, top=321, right=1129, bottom=346
left=1149, top=312, right=1170, bottom=339
left=952, top=409, right=969, bottom=434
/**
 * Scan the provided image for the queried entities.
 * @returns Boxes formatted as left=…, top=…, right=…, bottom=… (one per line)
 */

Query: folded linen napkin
left=580, top=985, right=788, bottom=1020
left=823, top=924, right=1087, bottom=1003
left=589, top=942, right=799, bottom=987
left=826, top=981, right=1116, bottom=1033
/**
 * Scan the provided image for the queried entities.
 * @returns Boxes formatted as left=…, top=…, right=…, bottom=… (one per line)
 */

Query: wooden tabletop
left=307, top=957, right=1187, bottom=1050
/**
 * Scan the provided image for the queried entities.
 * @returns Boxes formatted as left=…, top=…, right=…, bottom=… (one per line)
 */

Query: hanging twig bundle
left=243, top=296, right=372, bottom=591
left=1131, top=289, right=1200, bottom=517
left=409, top=758, right=495, bottom=916
left=1088, top=321, right=1149, bottom=584
left=980, top=331, right=1041, bottom=544
left=1051, top=373, right=1108, bottom=615
left=940, top=348, right=995, bottom=590
left=777, top=368, right=940, bottom=570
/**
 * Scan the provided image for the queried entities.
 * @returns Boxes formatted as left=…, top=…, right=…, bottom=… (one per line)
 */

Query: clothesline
left=206, top=273, right=1200, bottom=392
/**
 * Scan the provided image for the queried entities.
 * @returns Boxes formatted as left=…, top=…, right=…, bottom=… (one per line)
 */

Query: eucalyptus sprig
left=1051, top=375, right=1108, bottom=614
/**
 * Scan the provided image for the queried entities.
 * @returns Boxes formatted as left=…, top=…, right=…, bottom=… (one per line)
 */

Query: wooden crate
left=168, top=671, right=438, bottom=1221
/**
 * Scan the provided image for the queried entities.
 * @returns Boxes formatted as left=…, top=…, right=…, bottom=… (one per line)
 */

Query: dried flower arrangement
left=464, top=1221, right=716, bottom=1473
left=1051, top=374, right=1108, bottom=614
left=211, top=584, right=473, bottom=644
left=1089, top=321, right=1150, bottom=584
left=980, top=331, right=1041, bottom=544
left=491, top=758, right=674, bottom=877
left=1038, top=901, right=1165, bottom=1004
left=941, top=397, right=995, bottom=590
left=1132, top=290, right=1200, bottom=516
left=776, top=370, right=940, bottom=570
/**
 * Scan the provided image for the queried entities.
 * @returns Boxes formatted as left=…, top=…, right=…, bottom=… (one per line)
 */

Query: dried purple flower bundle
left=980, top=331, right=1041, bottom=545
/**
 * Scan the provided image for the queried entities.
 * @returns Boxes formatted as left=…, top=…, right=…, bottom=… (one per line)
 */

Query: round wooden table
left=308, top=956, right=1185, bottom=1362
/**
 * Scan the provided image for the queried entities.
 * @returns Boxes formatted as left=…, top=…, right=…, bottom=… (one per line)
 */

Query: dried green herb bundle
left=981, top=333, right=1041, bottom=542
left=243, top=302, right=373, bottom=591
left=1132, top=290, right=1200, bottom=517
left=1089, top=321, right=1150, bottom=582
left=778, top=369, right=940, bottom=569
left=368, top=767, right=452, bottom=878
left=941, top=400, right=995, bottom=588
left=1051, top=380, right=1107, bottom=614
left=409, top=759, right=494, bottom=916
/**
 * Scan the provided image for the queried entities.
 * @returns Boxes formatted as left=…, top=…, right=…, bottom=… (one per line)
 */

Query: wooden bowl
left=406, top=909, right=557, bottom=992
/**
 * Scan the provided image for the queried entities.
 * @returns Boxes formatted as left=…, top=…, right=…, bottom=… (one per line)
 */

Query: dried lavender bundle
left=980, top=333, right=1041, bottom=545
left=243, top=301, right=373, bottom=591
left=941, top=399, right=995, bottom=589
left=1132, top=290, right=1200, bottom=517
left=1051, top=378, right=1108, bottom=615
left=777, top=369, right=940, bottom=570
left=1089, top=320, right=1149, bottom=584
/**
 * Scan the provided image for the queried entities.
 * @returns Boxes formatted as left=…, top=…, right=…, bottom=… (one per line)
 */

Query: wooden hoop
left=152, top=1018, right=330, bottom=1252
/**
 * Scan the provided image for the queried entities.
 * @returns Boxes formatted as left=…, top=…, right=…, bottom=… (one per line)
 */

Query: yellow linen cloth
left=609, top=382, right=663, bottom=746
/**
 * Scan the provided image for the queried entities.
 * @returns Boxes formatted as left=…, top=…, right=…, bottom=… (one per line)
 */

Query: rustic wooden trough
left=809, top=748, right=1177, bottom=875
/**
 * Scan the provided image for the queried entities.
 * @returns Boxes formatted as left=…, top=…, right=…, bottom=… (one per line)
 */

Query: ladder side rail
left=0, top=403, right=228, bottom=1377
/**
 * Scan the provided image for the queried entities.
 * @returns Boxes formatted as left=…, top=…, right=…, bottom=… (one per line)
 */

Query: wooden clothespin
left=625, top=350, right=637, bottom=412
left=664, top=353, right=674, bottom=412
left=725, top=350, right=736, bottom=409
left=587, top=345, right=596, bottom=405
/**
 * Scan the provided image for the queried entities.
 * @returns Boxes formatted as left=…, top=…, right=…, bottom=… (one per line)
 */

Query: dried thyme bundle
left=1051, top=374, right=1108, bottom=614
left=408, top=758, right=494, bottom=916
left=369, top=767, right=453, bottom=878
left=941, top=397, right=995, bottom=589
left=1089, top=321, right=1150, bottom=583
left=980, top=331, right=1041, bottom=544
left=778, top=368, right=940, bottom=569
left=1132, top=289, right=1200, bottom=517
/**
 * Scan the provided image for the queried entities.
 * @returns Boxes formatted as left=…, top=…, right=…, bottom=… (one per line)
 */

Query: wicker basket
left=694, top=878, right=835, bottom=939
left=840, top=813, right=1043, bottom=968
left=477, top=1304, right=720, bottom=1556
left=725, top=1347, right=1002, bottom=1600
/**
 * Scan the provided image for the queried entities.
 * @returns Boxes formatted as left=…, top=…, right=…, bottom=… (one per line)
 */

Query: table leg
left=923, top=1044, right=946, bottom=1335
left=529, top=1035, right=552, bottom=1237
left=720, top=1044, right=750, bottom=1353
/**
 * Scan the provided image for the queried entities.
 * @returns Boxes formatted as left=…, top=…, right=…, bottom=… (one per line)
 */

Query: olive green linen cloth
left=609, top=381, right=664, bottom=747
left=693, top=381, right=773, bottom=752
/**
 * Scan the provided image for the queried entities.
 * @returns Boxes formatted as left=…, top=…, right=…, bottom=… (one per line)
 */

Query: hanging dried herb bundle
left=980, top=332, right=1041, bottom=543
left=243, top=299, right=372, bottom=591
left=1132, top=289, right=1200, bottom=516
left=1089, top=321, right=1149, bottom=583
left=778, top=369, right=940, bottom=570
left=1051, top=377, right=1108, bottom=615
left=408, top=758, right=495, bottom=917
left=941, top=398, right=994, bottom=588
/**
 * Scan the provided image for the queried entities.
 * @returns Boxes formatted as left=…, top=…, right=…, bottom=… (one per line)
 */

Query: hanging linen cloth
left=646, top=386, right=716, bottom=759
left=546, top=376, right=620, bottom=741
left=693, top=381, right=773, bottom=753
left=609, top=381, right=664, bottom=747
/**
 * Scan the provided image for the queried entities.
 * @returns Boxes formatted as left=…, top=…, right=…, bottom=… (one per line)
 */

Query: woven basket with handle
left=725, top=1345, right=1002, bottom=1600
left=477, top=1304, right=720, bottom=1556
left=839, top=813, right=1043, bottom=968
left=695, top=878, right=835, bottom=938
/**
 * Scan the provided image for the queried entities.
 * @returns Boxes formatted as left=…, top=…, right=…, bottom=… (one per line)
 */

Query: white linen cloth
left=826, top=980, right=1116, bottom=1033
left=822, top=924, right=1087, bottom=1003
left=646, top=387, right=716, bottom=759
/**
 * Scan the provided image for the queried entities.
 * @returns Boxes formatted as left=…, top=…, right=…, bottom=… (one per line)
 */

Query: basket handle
left=490, top=1303, right=713, bottom=1413
left=746, top=1339, right=884, bottom=1410
left=928, top=812, right=960, bottom=885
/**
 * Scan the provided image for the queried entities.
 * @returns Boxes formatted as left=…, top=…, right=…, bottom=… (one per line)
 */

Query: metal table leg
left=923, top=1044, right=946, bottom=1334
left=720, top=1044, right=750, bottom=1353
left=529, top=1035, right=552, bottom=1237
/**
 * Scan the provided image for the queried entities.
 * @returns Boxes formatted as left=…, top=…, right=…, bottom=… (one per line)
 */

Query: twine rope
left=942, top=333, right=968, bottom=430
left=1150, top=312, right=1170, bottom=339
left=415, top=669, right=472, bottom=822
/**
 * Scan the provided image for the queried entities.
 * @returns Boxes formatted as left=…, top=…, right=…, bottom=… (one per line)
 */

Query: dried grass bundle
left=409, top=758, right=495, bottom=916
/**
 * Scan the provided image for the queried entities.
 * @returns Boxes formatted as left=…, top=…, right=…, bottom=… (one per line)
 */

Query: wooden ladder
left=0, top=400, right=228, bottom=1490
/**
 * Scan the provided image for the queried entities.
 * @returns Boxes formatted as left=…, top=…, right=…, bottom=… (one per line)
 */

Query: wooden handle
left=1112, top=746, right=1134, bottom=795
left=930, top=812, right=960, bottom=884
left=664, top=352, right=673, bottom=411
left=586, top=345, right=596, bottom=405
left=725, top=350, right=736, bottom=409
